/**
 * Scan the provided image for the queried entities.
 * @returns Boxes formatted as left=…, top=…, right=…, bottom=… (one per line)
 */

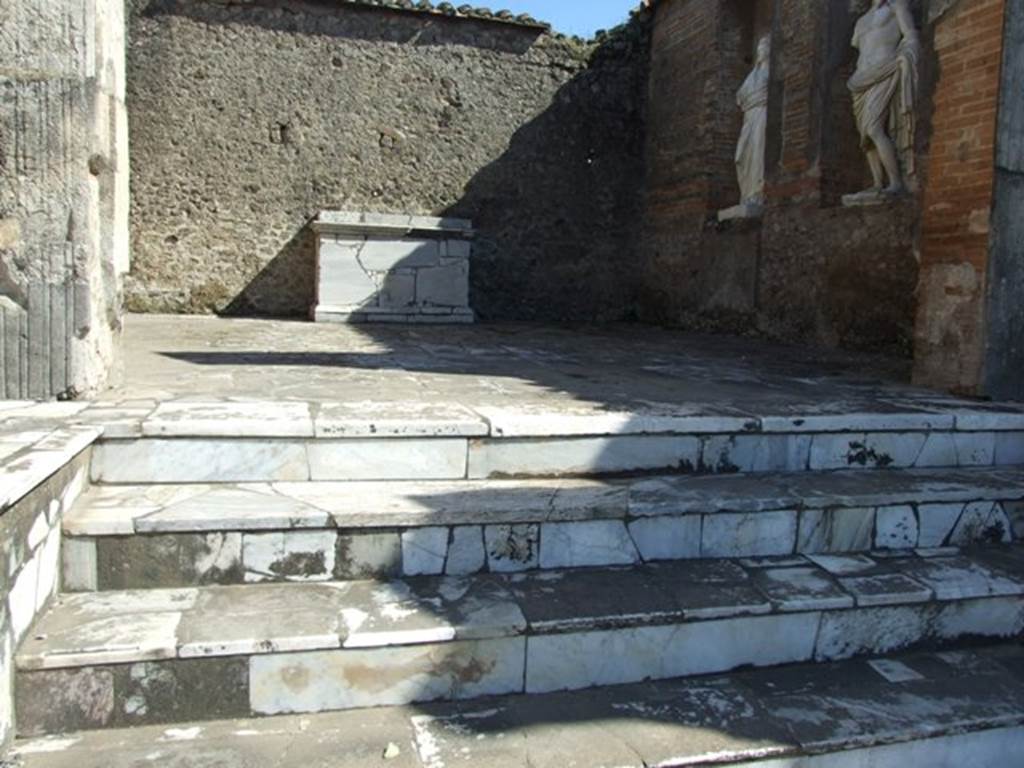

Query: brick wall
left=639, top=0, right=919, bottom=355
left=914, top=0, right=1006, bottom=393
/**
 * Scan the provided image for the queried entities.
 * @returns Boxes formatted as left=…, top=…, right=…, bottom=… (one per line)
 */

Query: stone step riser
left=16, top=593, right=1024, bottom=737
left=63, top=495, right=1022, bottom=591
left=89, top=429, right=1024, bottom=483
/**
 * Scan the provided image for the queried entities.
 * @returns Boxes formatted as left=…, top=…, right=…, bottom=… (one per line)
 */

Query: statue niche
left=719, top=35, right=770, bottom=222
left=843, top=0, right=920, bottom=206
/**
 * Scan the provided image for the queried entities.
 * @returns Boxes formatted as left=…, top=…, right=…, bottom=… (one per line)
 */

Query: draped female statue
left=845, top=0, right=919, bottom=204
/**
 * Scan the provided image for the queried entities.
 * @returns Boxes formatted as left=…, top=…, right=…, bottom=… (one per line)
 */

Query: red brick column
left=913, top=0, right=1007, bottom=394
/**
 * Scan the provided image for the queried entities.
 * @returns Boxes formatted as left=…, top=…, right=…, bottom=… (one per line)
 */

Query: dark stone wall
left=638, top=0, right=922, bottom=357
left=125, top=0, right=648, bottom=321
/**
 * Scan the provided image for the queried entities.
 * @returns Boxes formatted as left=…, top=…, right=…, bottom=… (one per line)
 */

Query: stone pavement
left=102, top=314, right=943, bottom=411
left=9, top=643, right=1024, bottom=767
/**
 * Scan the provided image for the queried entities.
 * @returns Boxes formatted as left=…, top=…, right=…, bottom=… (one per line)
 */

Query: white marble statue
left=736, top=35, right=771, bottom=206
left=846, top=0, right=919, bottom=203
left=720, top=35, right=771, bottom=221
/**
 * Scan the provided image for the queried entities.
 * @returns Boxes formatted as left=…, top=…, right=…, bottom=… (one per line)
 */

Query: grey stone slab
left=628, top=515, right=702, bottom=561
left=805, top=553, right=882, bottom=576
left=796, top=507, right=874, bottom=554
left=751, top=568, right=855, bottom=612
left=875, top=505, right=919, bottom=549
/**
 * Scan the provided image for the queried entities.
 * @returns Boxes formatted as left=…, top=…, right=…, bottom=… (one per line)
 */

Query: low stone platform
left=15, top=547, right=1024, bottom=734
left=11, top=643, right=1024, bottom=767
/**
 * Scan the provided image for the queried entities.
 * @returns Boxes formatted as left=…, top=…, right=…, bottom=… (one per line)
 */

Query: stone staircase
left=9, top=401, right=1024, bottom=763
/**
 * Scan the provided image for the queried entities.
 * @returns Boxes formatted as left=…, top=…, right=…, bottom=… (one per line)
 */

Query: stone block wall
left=125, top=0, right=648, bottom=322
left=0, top=0, right=129, bottom=399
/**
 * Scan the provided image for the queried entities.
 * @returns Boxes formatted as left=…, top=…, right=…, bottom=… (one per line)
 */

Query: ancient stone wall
left=638, top=0, right=923, bottom=356
left=0, top=0, right=129, bottom=399
left=125, top=0, right=648, bottom=322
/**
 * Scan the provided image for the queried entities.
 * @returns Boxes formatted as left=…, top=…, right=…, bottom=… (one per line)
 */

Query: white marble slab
left=796, top=508, right=874, bottom=554
left=875, top=506, right=919, bottom=549
left=995, top=433, right=1024, bottom=464
left=917, top=503, right=965, bottom=548
left=468, top=436, right=702, bottom=479
left=485, top=524, right=540, bottom=573
left=701, top=434, right=812, bottom=473
left=402, top=528, right=449, bottom=576
left=17, top=612, right=183, bottom=670
left=307, top=439, right=467, bottom=481
left=759, top=411, right=953, bottom=433
left=142, top=401, right=315, bottom=438
left=525, top=612, right=820, bottom=694
left=628, top=516, right=702, bottom=561
left=91, top=440, right=310, bottom=483
left=538, top=521, right=639, bottom=569
left=701, top=511, right=798, bottom=558
left=445, top=527, right=486, bottom=576
left=249, top=638, right=525, bottom=714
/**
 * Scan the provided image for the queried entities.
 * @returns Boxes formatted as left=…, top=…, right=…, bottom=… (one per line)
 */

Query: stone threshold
left=12, top=644, right=1024, bottom=767
left=17, top=547, right=1024, bottom=686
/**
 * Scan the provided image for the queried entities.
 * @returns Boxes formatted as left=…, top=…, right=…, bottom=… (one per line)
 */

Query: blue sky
left=496, top=1, right=639, bottom=37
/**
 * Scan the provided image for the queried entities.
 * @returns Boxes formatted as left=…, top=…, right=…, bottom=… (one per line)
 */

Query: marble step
left=88, top=418, right=1024, bottom=483
left=17, top=546, right=1024, bottom=736
left=62, top=468, right=1024, bottom=590
left=12, top=642, right=1024, bottom=768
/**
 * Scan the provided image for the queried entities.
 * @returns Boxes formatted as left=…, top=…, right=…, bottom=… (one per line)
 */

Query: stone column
left=0, top=0, right=128, bottom=400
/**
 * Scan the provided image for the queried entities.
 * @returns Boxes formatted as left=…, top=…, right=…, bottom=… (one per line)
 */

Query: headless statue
left=846, top=0, right=919, bottom=203
left=720, top=35, right=770, bottom=221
